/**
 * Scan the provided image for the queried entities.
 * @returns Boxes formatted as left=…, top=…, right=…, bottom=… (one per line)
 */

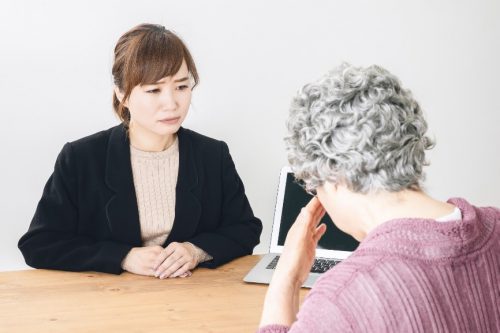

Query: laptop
left=244, top=166, right=360, bottom=288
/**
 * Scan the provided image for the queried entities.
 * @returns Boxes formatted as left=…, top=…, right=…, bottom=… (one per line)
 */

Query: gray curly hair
left=285, top=63, right=434, bottom=194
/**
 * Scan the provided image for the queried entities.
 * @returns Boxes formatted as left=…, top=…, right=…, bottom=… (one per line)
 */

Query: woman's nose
left=159, top=89, right=177, bottom=110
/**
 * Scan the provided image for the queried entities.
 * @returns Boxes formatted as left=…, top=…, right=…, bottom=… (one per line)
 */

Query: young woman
left=19, top=23, right=262, bottom=279
left=258, top=63, right=500, bottom=332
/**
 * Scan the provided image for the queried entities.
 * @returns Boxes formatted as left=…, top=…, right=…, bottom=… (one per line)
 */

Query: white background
left=1, top=0, right=499, bottom=271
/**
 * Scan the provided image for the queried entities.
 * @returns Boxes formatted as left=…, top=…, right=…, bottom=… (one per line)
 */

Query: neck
left=348, top=190, right=455, bottom=240
left=129, top=123, right=176, bottom=152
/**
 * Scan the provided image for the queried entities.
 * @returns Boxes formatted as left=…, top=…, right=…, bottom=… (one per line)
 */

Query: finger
left=169, top=262, right=191, bottom=278
left=154, top=246, right=183, bottom=277
left=156, top=244, right=189, bottom=278
left=319, top=209, right=326, bottom=222
left=178, top=270, right=192, bottom=278
left=298, top=205, right=324, bottom=231
left=180, top=270, right=192, bottom=278
left=155, top=253, right=182, bottom=278
left=312, top=206, right=326, bottom=224
left=304, top=197, right=322, bottom=214
left=313, top=223, right=327, bottom=243
left=153, top=245, right=176, bottom=270
left=298, top=207, right=311, bottom=222
left=159, top=259, right=184, bottom=279
left=305, top=198, right=325, bottom=226
left=312, top=201, right=326, bottom=220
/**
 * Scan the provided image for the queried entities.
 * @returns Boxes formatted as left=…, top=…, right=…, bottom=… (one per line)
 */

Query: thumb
left=313, top=223, right=327, bottom=243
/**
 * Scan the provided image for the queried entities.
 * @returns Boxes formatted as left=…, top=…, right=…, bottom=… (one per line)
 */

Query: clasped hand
left=121, top=242, right=199, bottom=279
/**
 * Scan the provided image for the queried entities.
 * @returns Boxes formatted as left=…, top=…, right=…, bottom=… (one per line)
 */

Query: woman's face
left=124, top=60, right=192, bottom=137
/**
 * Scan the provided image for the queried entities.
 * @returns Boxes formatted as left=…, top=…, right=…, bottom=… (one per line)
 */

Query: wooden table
left=0, top=255, right=309, bottom=332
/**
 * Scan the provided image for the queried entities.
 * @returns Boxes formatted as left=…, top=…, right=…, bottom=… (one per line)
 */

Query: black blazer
left=19, top=125, right=262, bottom=274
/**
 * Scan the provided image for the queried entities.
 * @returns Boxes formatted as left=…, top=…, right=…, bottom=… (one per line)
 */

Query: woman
left=18, top=24, right=262, bottom=279
left=258, top=63, right=500, bottom=332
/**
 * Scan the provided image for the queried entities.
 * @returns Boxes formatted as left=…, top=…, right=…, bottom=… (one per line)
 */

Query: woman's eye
left=177, top=85, right=189, bottom=91
left=146, top=88, right=160, bottom=93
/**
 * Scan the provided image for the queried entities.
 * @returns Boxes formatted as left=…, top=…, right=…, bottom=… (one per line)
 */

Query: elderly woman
left=258, top=64, right=500, bottom=332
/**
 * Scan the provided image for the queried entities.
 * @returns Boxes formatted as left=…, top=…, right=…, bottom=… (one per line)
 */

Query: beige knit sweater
left=130, top=138, right=211, bottom=263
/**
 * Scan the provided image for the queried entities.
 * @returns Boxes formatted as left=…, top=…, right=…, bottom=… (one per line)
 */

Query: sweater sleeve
left=257, top=324, right=290, bottom=333
left=186, top=142, right=263, bottom=268
left=18, top=143, right=133, bottom=274
left=257, top=289, right=353, bottom=333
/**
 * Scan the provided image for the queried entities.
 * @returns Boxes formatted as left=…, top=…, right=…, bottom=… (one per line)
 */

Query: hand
left=153, top=242, right=198, bottom=279
left=259, top=197, right=327, bottom=327
left=274, top=197, right=327, bottom=287
left=121, top=246, right=164, bottom=276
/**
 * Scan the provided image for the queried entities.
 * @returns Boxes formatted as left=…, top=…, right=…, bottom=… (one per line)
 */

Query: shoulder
left=54, top=125, right=122, bottom=171
left=179, top=127, right=224, bottom=146
left=68, top=125, right=117, bottom=150
left=179, top=127, right=229, bottom=155
left=61, top=125, right=121, bottom=158
left=476, top=204, right=500, bottom=221
left=448, top=197, right=500, bottom=218
left=448, top=197, right=500, bottom=236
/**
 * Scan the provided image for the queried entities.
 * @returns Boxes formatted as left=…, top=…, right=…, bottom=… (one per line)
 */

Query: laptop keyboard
left=265, top=255, right=340, bottom=274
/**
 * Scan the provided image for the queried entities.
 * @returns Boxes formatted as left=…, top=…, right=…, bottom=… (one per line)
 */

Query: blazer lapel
left=104, top=125, right=142, bottom=246
left=164, top=127, right=202, bottom=244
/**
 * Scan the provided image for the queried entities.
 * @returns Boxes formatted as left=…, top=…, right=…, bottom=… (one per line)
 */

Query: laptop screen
left=277, top=173, right=359, bottom=252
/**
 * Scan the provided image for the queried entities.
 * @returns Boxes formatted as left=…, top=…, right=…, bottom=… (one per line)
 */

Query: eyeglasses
left=305, top=187, right=317, bottom=197
left=294, top=178, right=318, bottom=196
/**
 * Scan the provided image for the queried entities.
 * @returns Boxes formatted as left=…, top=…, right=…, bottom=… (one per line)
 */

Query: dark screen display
left=277, top=173, right=359, bottom=251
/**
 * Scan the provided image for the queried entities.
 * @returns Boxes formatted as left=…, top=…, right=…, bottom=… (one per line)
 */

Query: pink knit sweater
left=258, top=198, right=500, bottom=332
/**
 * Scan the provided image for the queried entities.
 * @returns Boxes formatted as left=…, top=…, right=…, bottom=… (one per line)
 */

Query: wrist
left=271, top=272, right=302, bottom=292
left=260, top=275, right=301, bottom=327
left=121, top=248, right=134, bottom=270
left=272, top=268, right=303, bottom=290
left=184, top=242, right=200, bottom=264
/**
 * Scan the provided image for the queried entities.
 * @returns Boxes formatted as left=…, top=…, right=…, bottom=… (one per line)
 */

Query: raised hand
left=274, top=197, right=327, bottom=287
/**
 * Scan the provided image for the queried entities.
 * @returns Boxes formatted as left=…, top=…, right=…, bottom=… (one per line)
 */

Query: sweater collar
left=355, top=198, right=495, bottom=260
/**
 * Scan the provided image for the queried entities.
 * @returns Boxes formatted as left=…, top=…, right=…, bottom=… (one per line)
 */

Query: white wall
left=1, top=0, right=499, bottom=271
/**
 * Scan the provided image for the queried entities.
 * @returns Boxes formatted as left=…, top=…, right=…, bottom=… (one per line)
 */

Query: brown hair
left=112, top=23, right=199, bottom=127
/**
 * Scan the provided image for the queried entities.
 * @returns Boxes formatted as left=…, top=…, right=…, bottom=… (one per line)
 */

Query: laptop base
left=243, top=253, right=322, bottom=289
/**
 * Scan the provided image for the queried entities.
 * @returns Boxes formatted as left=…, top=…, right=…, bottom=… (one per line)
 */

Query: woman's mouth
left=159, top=117, right=181, bottom=125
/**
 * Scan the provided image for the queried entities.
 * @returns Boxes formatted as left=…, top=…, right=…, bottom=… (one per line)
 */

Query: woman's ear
left=114, top=86, right=128, bottom=107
